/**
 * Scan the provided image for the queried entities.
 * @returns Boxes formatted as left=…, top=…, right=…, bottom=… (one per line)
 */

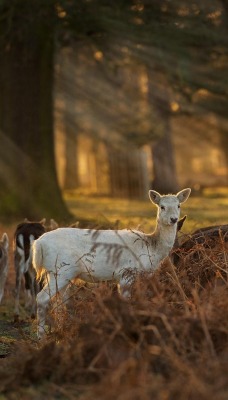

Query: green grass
left=64, top=188, right=228, bottom=233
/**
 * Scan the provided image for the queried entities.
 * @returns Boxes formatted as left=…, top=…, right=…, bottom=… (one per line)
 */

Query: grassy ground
left=65, top=187, right=228, bottom=232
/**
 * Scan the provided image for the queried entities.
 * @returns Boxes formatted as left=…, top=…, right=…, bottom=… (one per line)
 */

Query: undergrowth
left=0, top=230, right=227, bottom=400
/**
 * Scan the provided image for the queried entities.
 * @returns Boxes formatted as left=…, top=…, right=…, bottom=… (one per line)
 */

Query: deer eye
left=178, top=204, right=180, bottom=209
left=161, top=205, right=165, bottom=210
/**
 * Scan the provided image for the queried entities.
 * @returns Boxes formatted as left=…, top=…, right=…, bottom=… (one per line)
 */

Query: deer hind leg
left=24, top=267, right=38, bottom=319
left=36, top=270, right=74, bottom=339
left=0, top=268, right=7, bottom=303
left=118, top=274, right=134, bottom=299
left=24, top=270, right=32, bottom=307
left=14, top=258, right=24, bottom=321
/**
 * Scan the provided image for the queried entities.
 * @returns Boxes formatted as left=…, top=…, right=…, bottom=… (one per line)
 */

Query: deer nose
left=171, top=217, right=178, bottom=224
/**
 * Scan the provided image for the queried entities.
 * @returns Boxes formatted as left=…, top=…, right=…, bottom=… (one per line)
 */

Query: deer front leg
left=14, top=268, right=22, bottom=322
left=118, top=272, right=134, bottom=299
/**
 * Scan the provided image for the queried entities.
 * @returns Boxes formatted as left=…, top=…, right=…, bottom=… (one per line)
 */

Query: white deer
left=33, top=188, right=191, bottom=337
left=13, top=218, right=58, bottom=321
left=0, top=233, right=9, bottom=304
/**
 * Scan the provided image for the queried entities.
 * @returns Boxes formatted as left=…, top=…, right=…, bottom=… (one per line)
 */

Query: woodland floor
left=0, top=191, right=227, bottom=399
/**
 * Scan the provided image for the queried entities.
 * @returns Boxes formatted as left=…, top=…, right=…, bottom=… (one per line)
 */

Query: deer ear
left=2, top=233, right=9, bottom=250
left=149, top=190, right=161, bottom=205
left=50, top=219, right=58, bottom=230
left=39, top=218, right=46, bottom=226
left=176, top=188, right=191, bottom=203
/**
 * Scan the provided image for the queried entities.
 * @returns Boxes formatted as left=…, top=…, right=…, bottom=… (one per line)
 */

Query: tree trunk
left=63, top=121, right=79, bottom=191
left=107, top=145, right=148, bottom=199
left=219, top=130, right=228, bottom=184
left=151, top=128, right=179, bottom=194
left=148, top=73, right=179, bottom=194
left=0, top=3, right=71, bottom=222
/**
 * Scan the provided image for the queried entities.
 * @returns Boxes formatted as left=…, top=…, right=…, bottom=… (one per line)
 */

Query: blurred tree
left=0, top=0, right=70, bottom=220
left=151, top=131, right=179, bottom=194
left=62, top=0, right=227, bottom=192
left=0, top=0, right=227, bottom=220
left=125, top=1, right=227, bottom=190
left=63, top=125, right=79, bottom=191
left=217, top=2, right=228, bottom=178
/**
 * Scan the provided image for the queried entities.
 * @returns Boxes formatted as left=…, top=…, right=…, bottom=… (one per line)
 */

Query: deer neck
left=154, top=222, right=177, bottom=251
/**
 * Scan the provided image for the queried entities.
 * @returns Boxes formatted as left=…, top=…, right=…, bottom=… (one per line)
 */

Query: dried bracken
left=0, top=224, right=227, bottom=400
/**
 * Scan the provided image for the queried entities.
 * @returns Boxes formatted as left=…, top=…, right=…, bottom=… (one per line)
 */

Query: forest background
left=0, top=2, right=228, bottom=399
left=0, top=0, right=227, bottom=225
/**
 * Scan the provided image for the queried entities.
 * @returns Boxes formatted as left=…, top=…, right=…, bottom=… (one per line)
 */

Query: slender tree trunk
left=151, top=128, right=179, bottom=194
left=148, top=73, right=179, bottom=194
left=219, top=130, right=228, bottom=184
left=63, top=120, right=79, bottom=190
left=107, top=145, right=148, bottom=199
